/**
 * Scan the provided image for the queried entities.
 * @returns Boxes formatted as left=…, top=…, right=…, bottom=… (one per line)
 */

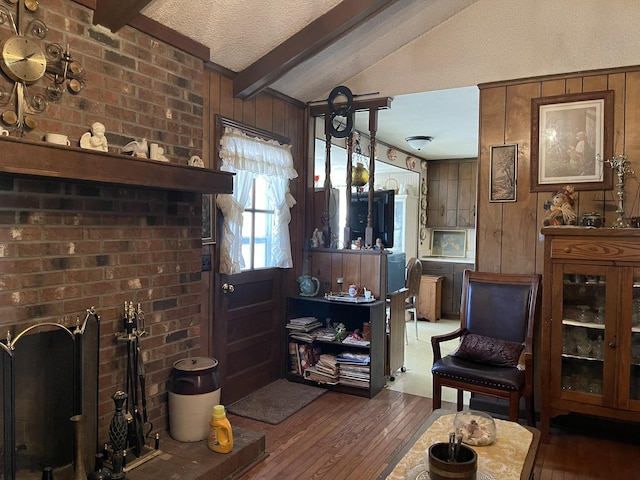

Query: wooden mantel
left=0, top=136, right=233, bottom=194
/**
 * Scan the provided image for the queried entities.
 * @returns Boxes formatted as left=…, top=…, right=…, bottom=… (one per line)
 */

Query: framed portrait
left=430, top=229, right=467, bottom=258
left=530, top=90, right=614, bottom=192
left=490, top=144, right=518, bottom=202
left=202, top=194, right=215, bottom=244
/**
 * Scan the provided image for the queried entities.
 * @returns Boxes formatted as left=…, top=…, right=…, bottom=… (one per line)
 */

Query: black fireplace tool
left=130, top=337, right=145, bottom=457
left=137, top=342, right=153, bottom=438
left=123, top=302, right=145, bottom=458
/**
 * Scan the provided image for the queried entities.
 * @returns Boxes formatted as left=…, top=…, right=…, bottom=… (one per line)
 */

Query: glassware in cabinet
left=559, top=270, right=606, bottom=396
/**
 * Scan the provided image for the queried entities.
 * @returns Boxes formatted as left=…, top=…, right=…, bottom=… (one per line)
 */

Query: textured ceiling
left=141, top=0, right=343, bottom=74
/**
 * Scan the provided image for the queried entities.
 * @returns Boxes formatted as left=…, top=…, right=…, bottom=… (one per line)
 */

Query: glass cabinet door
left=555, top=267, right=609, bottom=401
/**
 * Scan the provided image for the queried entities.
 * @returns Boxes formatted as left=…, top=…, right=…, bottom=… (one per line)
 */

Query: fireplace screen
left=0, top=309, right=100, bottom=479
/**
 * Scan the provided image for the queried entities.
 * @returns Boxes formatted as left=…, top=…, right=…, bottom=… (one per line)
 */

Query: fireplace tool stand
left=106, top=302, right=161, bottom=475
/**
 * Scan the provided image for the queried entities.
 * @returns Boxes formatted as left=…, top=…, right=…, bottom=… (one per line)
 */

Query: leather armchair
left=431, top=270, right=541, bottom=425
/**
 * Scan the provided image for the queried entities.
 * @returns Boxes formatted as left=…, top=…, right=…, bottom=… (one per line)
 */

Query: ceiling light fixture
left=405, top=135, right=433, bottom=150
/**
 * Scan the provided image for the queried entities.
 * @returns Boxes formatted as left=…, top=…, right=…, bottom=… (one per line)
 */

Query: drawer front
left=550, top=238, right=640, bottom=261
left=422, top=262, right=454, bottom=274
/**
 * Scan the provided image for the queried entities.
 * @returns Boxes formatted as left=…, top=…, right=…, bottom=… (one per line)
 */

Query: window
left=216, top=123, right=297, bottom=275
left=241, top=176, right=275, bottom=270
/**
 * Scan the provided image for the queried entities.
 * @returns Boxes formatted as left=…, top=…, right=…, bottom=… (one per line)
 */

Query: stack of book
left=336, top=352, right=370, bottom=388
left=286, top=316, right=323, bottom=332
left=304, top=353, right=339, bottom=385
left=289, top=342, right=321, bottom=375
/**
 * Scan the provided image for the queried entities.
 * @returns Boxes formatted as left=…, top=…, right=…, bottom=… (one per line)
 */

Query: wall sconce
left=405, top=135, right=433, bottom=150
left=45, top=43, right=85, bottom=100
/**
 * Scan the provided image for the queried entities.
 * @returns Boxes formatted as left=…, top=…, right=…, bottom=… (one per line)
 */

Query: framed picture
left=202, top=194, right=215, bottom=244
left=490, top=144, right=518, bottom=202
left=430, top=229, right=467, bottom=258
left=530, top=90, right=614, bottom=192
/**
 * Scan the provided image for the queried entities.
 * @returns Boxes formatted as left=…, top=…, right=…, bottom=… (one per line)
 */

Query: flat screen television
left=349, top=189, right=395, bottom=248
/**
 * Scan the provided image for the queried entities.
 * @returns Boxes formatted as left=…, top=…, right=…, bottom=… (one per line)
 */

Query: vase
left=70, top=415, right=87, bottom=480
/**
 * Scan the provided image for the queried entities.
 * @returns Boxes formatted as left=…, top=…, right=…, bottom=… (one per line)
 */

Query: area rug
left=227, top=379, right=327, bottom=425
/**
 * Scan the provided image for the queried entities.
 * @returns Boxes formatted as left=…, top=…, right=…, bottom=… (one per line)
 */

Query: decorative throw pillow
left=452, top=333, right=524, bottom=368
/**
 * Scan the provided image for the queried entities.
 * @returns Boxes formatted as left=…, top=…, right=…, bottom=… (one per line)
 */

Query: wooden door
left=213, top=267, right=285, bottom=404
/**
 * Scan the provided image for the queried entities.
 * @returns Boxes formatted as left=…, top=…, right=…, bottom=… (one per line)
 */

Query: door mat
left=227, top=379, right=327, bottom=425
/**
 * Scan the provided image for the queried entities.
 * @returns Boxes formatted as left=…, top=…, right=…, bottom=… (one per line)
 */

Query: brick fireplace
left=0, top=139, right=232, bottom=477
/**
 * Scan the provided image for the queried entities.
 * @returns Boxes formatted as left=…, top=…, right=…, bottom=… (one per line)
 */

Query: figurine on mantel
left=149, top=143, right=169, bottom=162
left=79, top=122, right=108, bottom=152
left=188, top=155, right=204, bottom=167
left=122, top=137, right=148, bottom=157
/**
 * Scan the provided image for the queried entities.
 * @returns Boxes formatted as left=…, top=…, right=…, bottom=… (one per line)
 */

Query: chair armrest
left=431, top=328, right=466, bottom=362
left=388, top=288, right=409, bottom=302
left=522, top=347, right=534, bottom=392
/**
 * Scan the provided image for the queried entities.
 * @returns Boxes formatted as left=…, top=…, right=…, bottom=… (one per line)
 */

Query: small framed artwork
left=490, top=144, right=518, bottom=202
left=430, top=230, right=467, bottom=258
left=202, top=194, right=215, bottom=244
left=530, top=90, right=614, bottom=192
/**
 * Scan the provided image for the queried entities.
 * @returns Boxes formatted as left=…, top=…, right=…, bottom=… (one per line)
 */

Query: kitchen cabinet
left=285, top=296, right=385, bottom=398
left=393, top=194, right=418, bottom=258
left=540, top=227, right=640, bottom=442
left=427, top=160, right=476, bottom=228
left=421, top=261, right=473, bottom=317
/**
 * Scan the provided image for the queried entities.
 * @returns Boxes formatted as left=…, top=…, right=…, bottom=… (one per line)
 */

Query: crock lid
left=173, top=357, right=218, bottom=372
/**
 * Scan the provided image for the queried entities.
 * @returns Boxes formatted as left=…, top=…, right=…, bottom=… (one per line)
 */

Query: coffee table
left=378, top=409, right=540, bottom=480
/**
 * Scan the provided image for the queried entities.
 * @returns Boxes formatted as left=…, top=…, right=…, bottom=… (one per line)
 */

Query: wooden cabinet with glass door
left=540, top=227, right=640, bottom=442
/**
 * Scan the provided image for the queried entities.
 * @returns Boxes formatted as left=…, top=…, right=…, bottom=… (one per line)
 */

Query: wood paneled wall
left=477, top=66, right=640, bottom=275
left=200, top=68, right=307, bottom=354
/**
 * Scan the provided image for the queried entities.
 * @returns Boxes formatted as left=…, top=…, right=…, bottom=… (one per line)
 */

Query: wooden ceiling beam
left=233, top=0, right=398, bottom=100
left=93, top=0, right=153, bottom=32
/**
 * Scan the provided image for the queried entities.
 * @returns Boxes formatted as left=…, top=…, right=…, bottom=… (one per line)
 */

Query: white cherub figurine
left=79, top=122, right=108, bottom=152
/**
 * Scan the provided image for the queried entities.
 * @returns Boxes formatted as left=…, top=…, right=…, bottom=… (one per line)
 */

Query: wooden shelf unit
left=285, top=296, right=385, bottom=398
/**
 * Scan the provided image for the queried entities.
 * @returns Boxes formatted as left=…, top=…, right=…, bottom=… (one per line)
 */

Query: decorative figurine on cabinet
left=543, top=185, right=577, bottom=226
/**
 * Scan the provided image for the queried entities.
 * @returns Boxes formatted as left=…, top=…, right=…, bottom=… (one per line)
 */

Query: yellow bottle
left=207, top=404, right=233, bottom=453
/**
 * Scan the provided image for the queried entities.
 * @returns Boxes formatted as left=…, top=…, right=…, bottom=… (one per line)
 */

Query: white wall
left=346, top=0, right=640, bottom=97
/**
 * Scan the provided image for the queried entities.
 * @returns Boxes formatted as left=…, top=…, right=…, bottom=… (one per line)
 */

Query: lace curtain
left=216, top=126, right=297, bottom=274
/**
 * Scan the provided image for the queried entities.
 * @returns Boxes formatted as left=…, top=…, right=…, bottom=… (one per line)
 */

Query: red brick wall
left=0, top=0, right=206, bottom=439
left=0, top=0, right=205, bottom=160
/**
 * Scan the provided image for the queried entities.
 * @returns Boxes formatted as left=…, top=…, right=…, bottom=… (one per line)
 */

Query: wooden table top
left=378, top=409, right=540, bottom=480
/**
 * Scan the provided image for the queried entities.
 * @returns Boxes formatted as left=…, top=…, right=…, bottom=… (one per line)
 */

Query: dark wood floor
left=228, top=388, right=640, bottom=480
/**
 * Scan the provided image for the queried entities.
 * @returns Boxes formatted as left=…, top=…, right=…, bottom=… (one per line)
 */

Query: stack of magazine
left=336, top=352, right=370, bottom=388
left=304, top=353, right=339, bottom=385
